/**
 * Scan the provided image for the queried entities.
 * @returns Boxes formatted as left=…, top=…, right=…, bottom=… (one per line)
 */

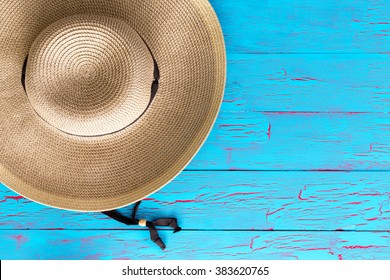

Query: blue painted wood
left=1, top=0, right=390, bottom=260
left=1, top=171, right=390, bottom=231
left=225, top=54, right=390, bottom=112
left=211, top=0, right=390, bottom=54
left=190, top=112, right=390, bottom=170
left=0, top=230, right=389, bottom=260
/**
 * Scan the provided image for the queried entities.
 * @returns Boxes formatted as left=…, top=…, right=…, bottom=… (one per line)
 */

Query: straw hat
left=0, top=0, right=226, bottom=212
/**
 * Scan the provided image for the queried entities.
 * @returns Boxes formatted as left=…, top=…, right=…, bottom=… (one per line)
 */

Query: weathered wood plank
left=0, top=230, right=389, bottom=260
left=1, top=171, right=390, bottom=230
left=211, top=0, right=390, bottom=54
left=225, top=54, right=390, bottom=113
left=190, top=112, right=390, bottom=170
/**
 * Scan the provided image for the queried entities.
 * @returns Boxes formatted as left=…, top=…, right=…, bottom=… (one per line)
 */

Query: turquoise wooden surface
left=1, top=0, right=390, bottom=259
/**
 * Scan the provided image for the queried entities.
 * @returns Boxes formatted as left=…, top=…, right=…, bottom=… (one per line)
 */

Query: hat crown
left=25, top=15, right=155, bottom=137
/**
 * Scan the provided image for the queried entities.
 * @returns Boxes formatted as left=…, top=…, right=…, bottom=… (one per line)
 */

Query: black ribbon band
left=102, top=201, right=181, bottom=250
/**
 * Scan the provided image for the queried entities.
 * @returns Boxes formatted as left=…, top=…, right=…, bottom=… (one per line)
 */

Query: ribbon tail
left=146, top=221, right=166, bottom=250
left=153, top=218, right=182, bottom=233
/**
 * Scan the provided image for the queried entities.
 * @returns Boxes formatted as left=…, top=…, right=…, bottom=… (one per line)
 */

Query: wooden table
left=1, top=0, right=390, bottom=259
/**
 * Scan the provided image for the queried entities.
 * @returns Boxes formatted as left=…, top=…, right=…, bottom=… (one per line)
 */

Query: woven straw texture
left=0, top=0, right=226, bottom=211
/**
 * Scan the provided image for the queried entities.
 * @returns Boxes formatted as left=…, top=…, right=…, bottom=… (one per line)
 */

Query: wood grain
left=211, top=0, right=390, bottom=54
left=225, top=54, right=390, bottom=113
left=190, top=112, right=390, bottom=170
left=0, top=230, right=389, bottom=260
left=1, top=171, right=389, bottom=231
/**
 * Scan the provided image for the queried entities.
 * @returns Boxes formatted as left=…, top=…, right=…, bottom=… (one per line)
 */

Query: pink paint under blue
left=0, top=196, right=24, bottom=203
left=1, top=0, right=390, bottom=260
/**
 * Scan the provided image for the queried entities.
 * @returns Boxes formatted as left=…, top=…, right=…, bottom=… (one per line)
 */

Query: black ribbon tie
left=102, top=201, right=181, bottom=250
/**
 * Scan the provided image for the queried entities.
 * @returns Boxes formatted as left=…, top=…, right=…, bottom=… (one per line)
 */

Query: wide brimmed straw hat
left=0, top=0, right=226, bottom=212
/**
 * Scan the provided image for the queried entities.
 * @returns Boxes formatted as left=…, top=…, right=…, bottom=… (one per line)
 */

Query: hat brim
left=0, top=0, right=226, bottom=211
